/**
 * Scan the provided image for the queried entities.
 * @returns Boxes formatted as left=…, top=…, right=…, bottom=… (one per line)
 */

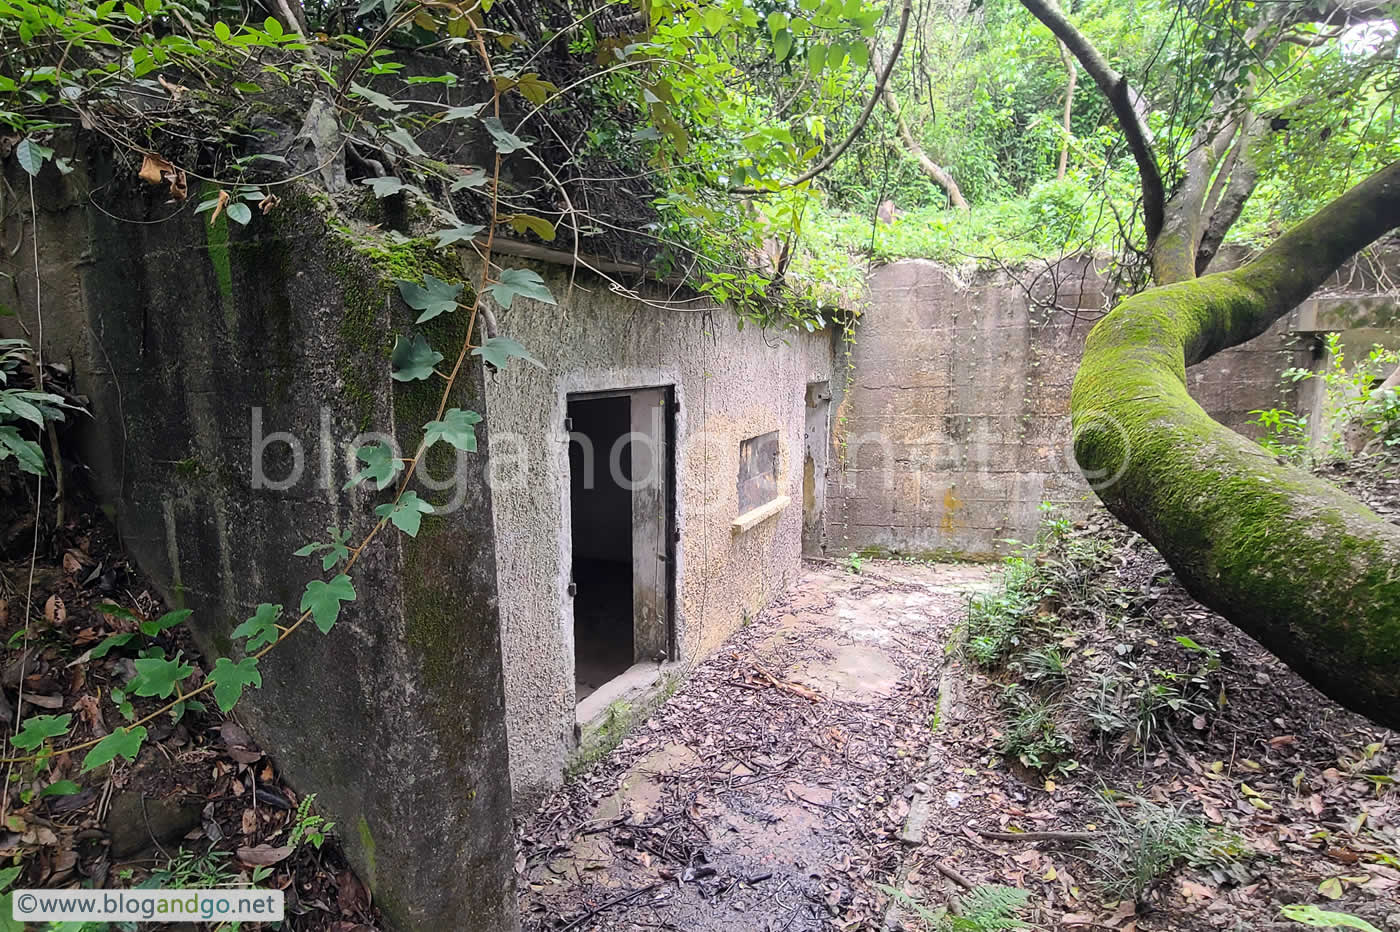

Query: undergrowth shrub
left=1075, top=796, right=1239, bottom=905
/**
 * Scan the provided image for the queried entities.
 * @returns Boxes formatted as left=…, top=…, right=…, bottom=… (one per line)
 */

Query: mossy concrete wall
left=479, top=269, right=832, bottom=807
left=0, top=156, right=517, bottom=931
left=825, top=258, right=1313, bottom=559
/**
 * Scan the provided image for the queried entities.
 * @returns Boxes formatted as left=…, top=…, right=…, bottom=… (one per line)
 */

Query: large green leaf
left=209, top=657, right=261, bottom=712
left=390, top=333, right=443, bottom=382
left=300, top=575, right=355, bottom=634
left=128, top=656, right=195, bottom=698
left=397, top=274, right=462, bottom=323
left=481, top=117, right=531, bottom=153
left=345, top=441, right=402, bottom=489
left=1280, top=905, right=1382, bottom=931
left=423, top=408, right=482, bottom=453
left=139, top=608, right=191, bottom=637
left=15, top=138, right=52, bottom=177
left=0, top=426, right=45, bottom=475
left=433, top=224, right=485, bottom=248
left=232, top=602, right=282, bottom=652
left=472, top=335, right=544, bottom=371
left=11, top=713, right=72, bottom=750
left=348, top=82, right=406, bottom=112
left=374, top=491, right=434, bottom=537
left=81, top=726, right=147, bottom=772
left=484, top=268, right=556, bottom=309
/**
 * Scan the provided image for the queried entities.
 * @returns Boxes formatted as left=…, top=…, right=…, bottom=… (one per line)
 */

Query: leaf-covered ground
left=0, top=475, right=382, bottom=930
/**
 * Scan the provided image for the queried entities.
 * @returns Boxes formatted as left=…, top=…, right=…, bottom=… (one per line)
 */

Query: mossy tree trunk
left=1018, top=0, right=1400, bottom=728
left=1073, top=161, right=1400, bottom=728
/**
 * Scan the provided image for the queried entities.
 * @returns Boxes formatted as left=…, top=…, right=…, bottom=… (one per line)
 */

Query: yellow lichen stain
left=941, top=486, right=962, bottom=533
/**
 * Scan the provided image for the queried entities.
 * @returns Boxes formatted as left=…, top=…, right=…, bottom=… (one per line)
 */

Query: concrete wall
left=482, top=275, right=832, bottom=806
left=824, top=258, right=1311, bottom=559
left=2, top=159, right=517, bottom=931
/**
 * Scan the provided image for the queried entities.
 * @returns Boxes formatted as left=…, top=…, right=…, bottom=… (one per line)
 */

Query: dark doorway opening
left=568, top=396, right=634, bottom=700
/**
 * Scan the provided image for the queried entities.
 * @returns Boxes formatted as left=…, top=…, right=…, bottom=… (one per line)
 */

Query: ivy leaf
left=40, top=780, right=81, bottom=798
left=423, top=408, right=482, bottom=453
left=361, top=176, right=409, bottom=198
left=473, top=335, right=545, bottom=371
left=300, top=575, right=355, bottom=634
left=397, top=274, right=462, bottom=323
left=139, top=608, right=192, bottom=637
left=503, top=213, right=557, bottom=241
left=450, top=168, right=488, bottom=192
left=232, top=603, right=282, bottom=652
left=11, top=713, right=72, bottom=750
left=16, top=138, right=53, bottom=177
left=441, top=102, right=486, bottom=121
left=81, top=726, right=146, bottom=772
left=390, top=333, right=443, bottom=382
left=374, top=491, right=434, bottom=537
left=484, top=268, right=556, bottom=309
left=481, top=117, right=530, bottom=154
left=385, top=126, right=426, bottom=157
left=513, top=73, right=559, bottom=106
left=349, top=81, right=406, bottom=112
left=294, top=527, right=352, bottom=570
left=128, top=656, right=195, bottom=698
left=433, top=224, right=484, bottom=248
left=345, top=441, right=402, bottom=489
left=89, top=632, right=136, bottom=659
left=209, top=657, right=262, bottom=712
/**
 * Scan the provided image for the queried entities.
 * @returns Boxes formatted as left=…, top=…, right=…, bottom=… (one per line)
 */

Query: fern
left=952, top=885, right=1031, bottom=931
left=879, top=883, right=1029, bottom=932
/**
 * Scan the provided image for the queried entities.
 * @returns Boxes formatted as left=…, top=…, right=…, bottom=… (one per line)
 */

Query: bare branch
left=1019, top=0, right=1165, bottom=243
left=868, top=41, right=968, bottom=210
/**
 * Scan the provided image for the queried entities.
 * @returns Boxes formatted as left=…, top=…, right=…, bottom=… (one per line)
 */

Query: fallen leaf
left=138, top=153, right=174, bottom=186
left=236, top=844, right=292, bottom=866
left=1318, top=876, right=1344, bottom=899
left=1179, top=879, right=1215, bottom=900
left=44, top=594, right=65, bottom=624
left=241, top=808, right=257, bottom=835
left=210, top=189, right=230, bottom=223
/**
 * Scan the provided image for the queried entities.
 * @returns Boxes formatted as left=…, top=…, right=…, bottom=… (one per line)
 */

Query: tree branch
left=730, top=0, right=912, bottom=195
left=869, top=41, right=968, bottom=210
left=1070, top=159, right=1400, bottom=729
left=1057, top=40, right=1077, bottom=181
left=1019, top=0, right=1164, bottom=243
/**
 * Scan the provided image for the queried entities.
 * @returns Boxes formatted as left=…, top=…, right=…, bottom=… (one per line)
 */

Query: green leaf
left=390, top=333, right=443, bottom=382
left=346, top=441, right=403, bottom=489
left=294, top=527, right=352, bottom=570
left=263, top=16, right=283, bottom=38
left=128, top=656, right=195, bottom=698
left=385, top=127, right=425, bottom=157
left=481, top=117, right=530, bottom=153
left=226, top=202, right=252, bottom=225
left=374, top=491, right=434, bottom=537
left=362, top=176, right=409, bottom=198
left=0, top=426, right=44, bottom=476
left=15, top=138, right=52, bottom=177
left=774, top=28, right=794, bottom=63
left=1280, top=905, right=1382, bottom=930
left=300, top=575, right=355, bottom=634
left=423, top=408, right=482, bottom=453
left=484, top=268, right=556, bottom=309
left=450, top=168, right=488, bottom=191
left=209, top=657, right=261, bottom=712
left=81, top=726, right=146, bottom=772
left=514, top=73, right=559, bottom=106
left=473, top=335, right=544, bottom=371
left=349, top=82, right=406, bottom=112
left=40, top=780, right=81, bottom=798
left=767, top=10, right=788, bottom=34
left=89, top=632, right=136, bottom=659
left=397, top=274, right=462, bottom=323
left=504, top=214, right=556, bottom=241
left=808, top=43, right=827, bottom=76
left=12, top=714, right=72, bottom=750
left=441, top=103, right=487, bottom=122
left=232, top=603, right=282, bottom=652
left=433, top=224, right=484, bottom=248
left=213, top=19, right=231, bottom=41
left=139, top=608, right=191, bottom=637
left=0, top=865, right=21, bottom=892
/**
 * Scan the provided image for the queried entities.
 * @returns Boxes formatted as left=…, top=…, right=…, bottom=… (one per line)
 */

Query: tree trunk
left=1071, top=159, right=1400, bottom=728
left=1056, top=40, right=1076, bottom=181
left=869, top=44, right=969, bottom=211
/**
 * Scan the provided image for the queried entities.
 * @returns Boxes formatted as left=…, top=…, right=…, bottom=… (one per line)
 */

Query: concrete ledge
left=570, top=662, right=681, bottom=778
left=732, top=495, right=791, bottom=534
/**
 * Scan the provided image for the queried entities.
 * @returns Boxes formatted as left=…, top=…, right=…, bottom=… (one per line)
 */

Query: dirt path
left=516, top=560, right=994, bottom=931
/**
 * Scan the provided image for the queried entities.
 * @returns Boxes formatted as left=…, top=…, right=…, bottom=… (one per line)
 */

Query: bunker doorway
left=567, top=388, right=674, bottom=703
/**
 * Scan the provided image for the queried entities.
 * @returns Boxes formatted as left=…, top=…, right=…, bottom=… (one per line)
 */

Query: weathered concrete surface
left=1, top=158, right=516, bottom=930
left=826, top=258, right=1312, bottom=559
left=481, top=269, right=833, bottom=808
left=517, top=560, right=995, bottom=931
